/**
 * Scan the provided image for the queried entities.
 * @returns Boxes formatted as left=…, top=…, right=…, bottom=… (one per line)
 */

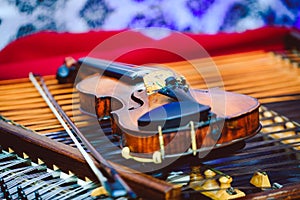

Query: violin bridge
left=142, top=70, right=175, bottom=95
left=250, top=171, right=271, bottom=189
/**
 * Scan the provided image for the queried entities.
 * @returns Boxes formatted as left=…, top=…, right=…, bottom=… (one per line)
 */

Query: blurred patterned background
left=0, top=0, right=300, bottom=50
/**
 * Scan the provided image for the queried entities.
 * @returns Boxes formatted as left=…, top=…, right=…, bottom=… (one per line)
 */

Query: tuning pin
left=1, top=182, right=7, bottom=193
left=0, top=178, right=4, bottom=187
left=4, top=190, right=12, bottom=200
left=176, top=76, right=189, bottom=92
left=2, top=183, right=11, bottom=200
left=17, top=186, right=28, bottom=200
left=165, top=76, right=177, bottom=88
left=34, top=191, right=42, bottom=200
left=179, top=76, right=186, bottom=85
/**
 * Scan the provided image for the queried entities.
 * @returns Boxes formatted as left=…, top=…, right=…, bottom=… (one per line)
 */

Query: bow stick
left=29, top=73, right=136, bottom=199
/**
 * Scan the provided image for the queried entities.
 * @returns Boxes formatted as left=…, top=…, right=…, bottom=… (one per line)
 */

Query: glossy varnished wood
left=0, top=120, right=181, bottom=200
left=77, top=59, right=260, bottom=155
left=0, top=49, right=300, bottom=199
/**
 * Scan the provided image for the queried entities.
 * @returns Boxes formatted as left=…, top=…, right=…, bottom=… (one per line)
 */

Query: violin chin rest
left=137, top=101, right=211, bottom=131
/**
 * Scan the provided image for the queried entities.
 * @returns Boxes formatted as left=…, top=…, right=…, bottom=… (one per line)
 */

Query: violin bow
left=29, top=73, right=136, bottom=199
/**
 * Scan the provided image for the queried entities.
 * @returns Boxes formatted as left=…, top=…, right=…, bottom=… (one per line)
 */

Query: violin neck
left=78, top=57, right=148, bottom=83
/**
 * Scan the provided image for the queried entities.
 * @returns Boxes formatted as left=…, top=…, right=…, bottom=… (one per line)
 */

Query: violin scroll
left=56, top=57, right=79, bottom=84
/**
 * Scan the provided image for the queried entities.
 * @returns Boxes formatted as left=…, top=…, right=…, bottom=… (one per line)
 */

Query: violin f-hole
left=128, top=90, right=145, bottom=110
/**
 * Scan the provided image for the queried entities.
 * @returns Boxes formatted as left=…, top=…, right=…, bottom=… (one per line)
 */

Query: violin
left=57, top=57, right=260, bottom=163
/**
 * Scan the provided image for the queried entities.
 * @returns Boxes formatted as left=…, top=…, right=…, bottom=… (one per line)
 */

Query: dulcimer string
left=29, top=73, right=136, bottom=199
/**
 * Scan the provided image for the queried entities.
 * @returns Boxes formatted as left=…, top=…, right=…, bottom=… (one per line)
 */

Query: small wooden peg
left=189, top=166, right=204, bottom=190
left=274, top=116, right=284, bottom=123
left=263, top=111, right=273, bottom=118
left=202, top=169, right=219, bottom=191
left=216, top=176, right=245, bottom=199
left=53, top=164, right=59, bottom=171
left=90, top=186, right=108, bottom=197
left=85, top=177, right=91, bottom=182
left=64, top=57, right=77, bottom=67
left=37, top=158, right=44, bottom=165
left=250, top=171, right=271, bottom=188
left=219, top=176, right=232, bottom=189
left=285, top=121, right=295, bottom=128
left=8, top=147, right=14, bottom=153
left=200, top=169, right=220, bottom=199
left=23, top=152, right=29, bottom=159
left=190, top=166, right=203, bottom=182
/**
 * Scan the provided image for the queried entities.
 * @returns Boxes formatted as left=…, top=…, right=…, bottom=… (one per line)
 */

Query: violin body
left=76, top=62, right=260, bottom=158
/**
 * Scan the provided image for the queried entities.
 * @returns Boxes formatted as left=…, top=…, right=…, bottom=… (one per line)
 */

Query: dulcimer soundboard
left=0, top=27, right=300, bottom=199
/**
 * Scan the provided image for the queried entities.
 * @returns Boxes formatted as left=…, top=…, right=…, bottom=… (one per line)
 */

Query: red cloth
left=0, top=27, right=290, bottom=80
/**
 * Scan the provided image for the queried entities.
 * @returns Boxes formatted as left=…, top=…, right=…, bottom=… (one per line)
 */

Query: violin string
left=81, top=57, right=141, bottom=74
left=0, top=49, right=298, bottom=198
